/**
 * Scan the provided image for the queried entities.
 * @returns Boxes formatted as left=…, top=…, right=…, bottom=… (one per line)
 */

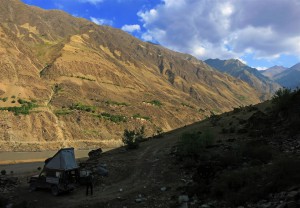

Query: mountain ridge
left=205, top=58, right=281, bottom=100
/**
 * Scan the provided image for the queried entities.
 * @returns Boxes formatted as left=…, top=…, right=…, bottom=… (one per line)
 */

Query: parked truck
left=28, top=148, right=80, bottom=196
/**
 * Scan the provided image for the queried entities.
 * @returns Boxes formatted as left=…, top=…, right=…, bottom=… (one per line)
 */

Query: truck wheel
left=51, top=185, right=59, bottom=196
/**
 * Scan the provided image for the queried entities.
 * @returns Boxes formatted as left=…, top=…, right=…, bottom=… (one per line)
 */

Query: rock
left=95, top=165, right=108, bottom=176
left=200, top=204, right=210, bottom=208
left=262, top=202, right=272, bottom=208
left=179, top=202, right=188, bottom=208
left=287, top=191, right=299, bottom=200
left=178, top=195, right=189, bottom=203
left=119, top=188, right=123, bottom=192
left=135, top=198, right=143, bottom=203
left=276, top=203, right=286, bottom=208
left=286, top=201, right=297, bottom=208
left=5, top=203, right=13, bottom=208
left=161, top=187, right=167, bottom=192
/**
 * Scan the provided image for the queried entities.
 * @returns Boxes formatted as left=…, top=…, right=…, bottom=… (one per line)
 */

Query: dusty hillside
left=0, top=0, right=261, bottom=151
left=205, top=59, right=281, bottom=100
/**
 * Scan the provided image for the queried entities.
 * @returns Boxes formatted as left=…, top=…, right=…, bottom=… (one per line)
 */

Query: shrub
left=0, top=99, right=38, bottom=115
left=105, top=100, right=129, bottom=106
left=100, top=112, right=127, bottom=123
left=2, top=97, right=8, bottom=102
left=221, top=128, right=229, bottom=134
left=271, top=88, right=293, bottom=111
left=267, top=157, right=300, bottom=192
left=211, top=167, right=265, bottom=205
left=122, top=126, right=145, bottom=149
left=53, top=84, right=62, bottom=94
left=144, top=100, right=163, bottom=106
left=1, top=169, right=6, bottom=175
left=177, top=130, right=215, bottom=158
left=132, top=113, right=150, bottom=120
left=241, top=141, right=273, bottom=164
left=69, top=103, right=95, bottom=112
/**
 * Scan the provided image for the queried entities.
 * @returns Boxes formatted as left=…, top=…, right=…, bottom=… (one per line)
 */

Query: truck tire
left=51, top=185, right=59, bottom=196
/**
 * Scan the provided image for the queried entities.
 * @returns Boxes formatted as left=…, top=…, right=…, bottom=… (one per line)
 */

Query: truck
left=28, top=148, right=80, bottom=196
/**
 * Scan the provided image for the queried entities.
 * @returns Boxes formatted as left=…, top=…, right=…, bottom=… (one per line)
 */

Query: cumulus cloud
left=138, top=0, right=300, bottom=60
left=78, top=0, right=104, bottom=5
left=90, top=17, right=113, bottom=26
left=121, top=24, right=141, bottom=33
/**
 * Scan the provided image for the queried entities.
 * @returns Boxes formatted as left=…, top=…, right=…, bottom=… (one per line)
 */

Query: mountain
left=205, top=59, right=281, bottom=100
left=272, top=63, right=300, bottom=89
left=0, top=0, right=262, bottom=151
left=261, top=65, right=287, bottom=79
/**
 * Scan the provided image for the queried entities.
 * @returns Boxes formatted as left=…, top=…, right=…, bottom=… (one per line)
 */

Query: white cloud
left=138, top=0, right=300, bottom=61
left=256, top=67, right=268, bottom=71
left=121, top=24, right=141, bottom=33
left=78, top=0, right=104, bottom=5
left=90, top=17, right=113, bottom=26
left=141, top=33, right=153, bottom=41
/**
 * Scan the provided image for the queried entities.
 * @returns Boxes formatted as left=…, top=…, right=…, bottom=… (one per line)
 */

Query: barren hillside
left=0, top=0, right=261, bottom=151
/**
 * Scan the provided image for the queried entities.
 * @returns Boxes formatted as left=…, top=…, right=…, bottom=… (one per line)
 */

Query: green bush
left=271, top=88, right=293, bottom=111
left=100, top=112, right=127, bottom=123
left=177, top=130, right=215, bottom=158
left=105, top=100, right=129, bottom=106
left=122, top=126, right=145, bottom=149
left=55, top=109, right=72, bottom=116
left=1, top=169, right=6, bottom=175
left=69, top=103, right=95, bottom=112
left=0, top=100, right=38, bottom=115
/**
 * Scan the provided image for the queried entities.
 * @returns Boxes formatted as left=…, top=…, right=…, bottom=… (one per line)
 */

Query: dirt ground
left=4, top=122, right=203, bottom=208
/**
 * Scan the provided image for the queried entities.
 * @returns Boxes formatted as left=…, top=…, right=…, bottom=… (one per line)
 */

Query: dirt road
left=10, top=122, right=204, bottom=208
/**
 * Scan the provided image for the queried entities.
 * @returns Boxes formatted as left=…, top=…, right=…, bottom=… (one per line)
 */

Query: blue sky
left=21, top=0, right=300, bottom=69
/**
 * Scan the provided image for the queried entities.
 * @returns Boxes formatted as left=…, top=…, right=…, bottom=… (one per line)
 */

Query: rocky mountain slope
left=0, top=0, right=262, bottom=151
left=272, top=63, right=300, bottom=89
left=261, top=65, right=287, bottom=79
left=205, top=59, right=281, bottom=100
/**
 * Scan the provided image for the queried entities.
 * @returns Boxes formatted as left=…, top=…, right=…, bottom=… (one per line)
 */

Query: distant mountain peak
left=261, top=63, right=300, bottom=89
left=205, top=59, right=281, bottom=100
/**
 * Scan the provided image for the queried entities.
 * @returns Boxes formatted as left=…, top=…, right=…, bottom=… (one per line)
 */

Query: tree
left=122, top=126, right=145, bottom=149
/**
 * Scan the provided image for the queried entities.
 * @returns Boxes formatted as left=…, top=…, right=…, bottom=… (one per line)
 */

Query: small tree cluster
left=271, top=88, right=293, bottom=111
left=122, top=126, right=145, bottom=149
left=1, top=170, right=6, bottom=176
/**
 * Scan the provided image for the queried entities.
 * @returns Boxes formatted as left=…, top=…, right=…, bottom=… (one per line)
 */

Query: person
left=86, top=173, right=94, bottom=196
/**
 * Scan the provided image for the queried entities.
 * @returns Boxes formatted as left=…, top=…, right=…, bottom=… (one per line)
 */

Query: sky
left=21, top=0, right=300, bottom=69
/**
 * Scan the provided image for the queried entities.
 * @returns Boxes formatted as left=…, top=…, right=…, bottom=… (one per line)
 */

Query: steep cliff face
left=0, top=0, right=261, bottom=151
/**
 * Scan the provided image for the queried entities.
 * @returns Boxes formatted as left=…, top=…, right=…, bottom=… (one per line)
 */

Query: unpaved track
left=13, top=122, right=203, bottom=208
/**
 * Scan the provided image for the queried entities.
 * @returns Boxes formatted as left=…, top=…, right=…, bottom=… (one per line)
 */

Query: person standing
left=86, top=173, right=94, bottom=196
